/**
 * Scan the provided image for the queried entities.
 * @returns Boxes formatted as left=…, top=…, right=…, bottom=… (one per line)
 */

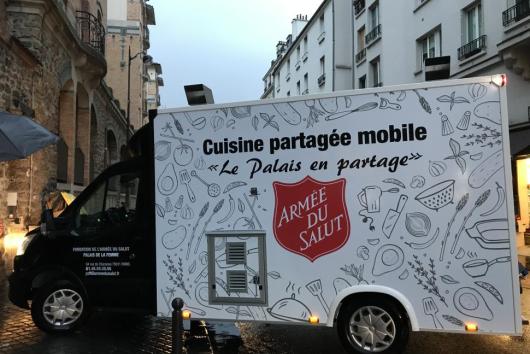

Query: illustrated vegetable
left=162, top=226, right=187, bottom=250
left=412, top=89, right=432, bottom=114
left=319, top=97, right=339, bottom=113
left=183, top=112, right=206, bottom=130
left=155, top=204, right=165, bottom=218
left=474, top=101, right=501, bottom=125
left=237, top=198, right=245, bottom=213
left=441, top=115, right=454, bottom=136
left=457, top=111, right=472, bottom=130
left=444, top=138, right=468, bottom=175
left=194, top=199, right=225, bottom=254
left=273, top=102, right=301, bottom=125
left=405, top=227, right=439, bottom=249
left=173, top=140, right=194, bottom=167
left=210, top=115, right=224, bottom=131
left=180, top=204, right=194, bottom=219
left=169, top=113, right=184, bottom=134
left=480, top=182, right=505, bottom=217
left=405, top=212, right=431, bottom=237
left=440, top=275, right=460, bottom=285
left=410, top=175, right=425, bottom=189
left=223, top=181, right=247, bottom=193
left=436, top=91, right=470, bottom=110
left=155, top=141, right=172, bottom=161
left=230, top=106, right=251, bottom=119
left=194, top=157, right=206, bottom=170
left=383, top=178, right=406, bottom=189
left=217, top=194, right=235, bottom=224
left=305, top=100, right=326, bottom=128
left=164, top=197, right=173, bottom=213
left=260, top=112, right=280, bottom=131
left=468, top=83, right=487, bottom=102
left=439, top=193, right=468, bottom=261
left=442, top=315, right=464, bottom=327
left=475, top=281, right=503, bottom=304
left=468, top=150, right=503, bottom=188
left=186, top=201, right=209, bottom=260
left=428, top=160, right=447, bottom=177
left=470, top=152, right=483, bottom=161
left=450, top=189, right=491, bottom=254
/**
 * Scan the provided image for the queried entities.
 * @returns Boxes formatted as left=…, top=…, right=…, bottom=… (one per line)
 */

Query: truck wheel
left=337, top=297, right=409, bottom=354
left=31, top=280, right=88, bottom=333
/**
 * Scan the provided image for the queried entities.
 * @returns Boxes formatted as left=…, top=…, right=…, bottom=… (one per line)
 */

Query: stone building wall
left=0, top=0, right=128, bottom=228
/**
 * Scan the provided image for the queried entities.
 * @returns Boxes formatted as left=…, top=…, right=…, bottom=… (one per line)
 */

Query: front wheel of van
left=31, top=280, right=88, bottom=333
left=337, top=297, right=409, bottom=354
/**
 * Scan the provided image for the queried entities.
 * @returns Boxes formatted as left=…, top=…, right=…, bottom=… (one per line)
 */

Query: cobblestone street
left=2, top=235, right=530, bottom=354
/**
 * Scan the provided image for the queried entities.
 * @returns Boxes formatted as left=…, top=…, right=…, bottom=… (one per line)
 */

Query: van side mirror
left=40, top=209, right=56, bottom=236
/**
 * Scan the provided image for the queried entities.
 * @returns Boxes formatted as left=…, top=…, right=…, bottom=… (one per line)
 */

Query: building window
left=303, top=73, right=309, bottom=94
left=302, top=36, right=308, bottom=61
left=463, top=2, right=482, bottom=43
left=296, top=46, right=300, bottom=62
left=358, top=26, right=366, bottom=50
left=370, top=57, right=381, bottom=87
left=287, top=91, right=290, bottom=97
left=296, top=81, right=301, bottom=95
left=319, top=14, right=324, bottom=33
left=369, top=2, right=379, bottom=31
left=287, top=59, right=290, bottom=73
left=417, top=28, right=441, bottom=70
left=359, top=75, right=367, bottom=89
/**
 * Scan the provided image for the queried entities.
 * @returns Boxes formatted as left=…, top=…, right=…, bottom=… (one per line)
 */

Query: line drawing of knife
left=382, top=194, right=408, bottom=239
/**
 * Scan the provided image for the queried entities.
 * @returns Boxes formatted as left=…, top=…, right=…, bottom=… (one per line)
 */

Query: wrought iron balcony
left=354, top=0, right=365, bottom=15
left=365, top=24, right=381, bottom=46
left=355, top=48, right=366, bottom=63
left=76, top=11, right=105, bottom=56
left=457, top=35, right=486, bottom=60
left=502, top=1, right=530, bottom=27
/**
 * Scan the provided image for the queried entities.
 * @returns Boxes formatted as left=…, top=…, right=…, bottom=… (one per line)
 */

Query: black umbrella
left=0, top=111, right=59, bottom=161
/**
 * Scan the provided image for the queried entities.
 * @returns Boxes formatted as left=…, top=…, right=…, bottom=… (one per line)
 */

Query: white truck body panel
left=154, top=76, right=521, bottom=335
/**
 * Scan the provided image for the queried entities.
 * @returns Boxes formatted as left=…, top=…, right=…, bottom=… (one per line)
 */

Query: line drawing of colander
left=415, top=179, right=455, bottom=211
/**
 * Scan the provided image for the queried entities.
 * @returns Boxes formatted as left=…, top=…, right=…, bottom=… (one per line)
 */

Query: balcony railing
left=365, top=24, right=381, bottom=46
left=318, top=74, right=326, bottom=87
left=457, top=35, right=486, bottom=60
left=76, top=11, right=105, bottom=56
left=354, top=0, right=365, bottom=15
left=355, top=48, right=366, bottom=63
left=502, top=1, right=530, bottom=27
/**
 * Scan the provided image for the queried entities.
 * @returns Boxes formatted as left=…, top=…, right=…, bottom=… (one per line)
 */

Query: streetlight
left=127, top=46, right=153, bottom=141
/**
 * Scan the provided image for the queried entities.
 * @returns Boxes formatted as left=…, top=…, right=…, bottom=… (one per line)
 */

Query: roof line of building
left=262, top=0, right=331, bottom=81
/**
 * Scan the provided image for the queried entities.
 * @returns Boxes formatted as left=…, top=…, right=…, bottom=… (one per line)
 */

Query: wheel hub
left=348, top=305, right=396, bottom=353
left=42, top=288, right=83, bottom=327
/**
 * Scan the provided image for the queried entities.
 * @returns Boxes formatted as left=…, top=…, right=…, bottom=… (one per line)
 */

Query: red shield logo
left=273, top=176, right=350, bottom=262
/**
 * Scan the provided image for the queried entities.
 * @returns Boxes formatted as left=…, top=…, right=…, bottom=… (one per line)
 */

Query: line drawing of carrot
left=440, top=193, right=468, bottom=261
left=186, top=201, right=209, bottom=260
left=450, top=189, right=490, bottom=255
left=194, top=199, right=224, bottom=255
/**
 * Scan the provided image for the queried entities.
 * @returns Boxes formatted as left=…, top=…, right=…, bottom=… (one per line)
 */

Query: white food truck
left=153, top=75, right=522, bottom=353
left=9, top=75, right=520, bottom=354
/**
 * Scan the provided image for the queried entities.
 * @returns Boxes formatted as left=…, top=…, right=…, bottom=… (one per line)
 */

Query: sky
left=149, top=0, right=323, bottom=108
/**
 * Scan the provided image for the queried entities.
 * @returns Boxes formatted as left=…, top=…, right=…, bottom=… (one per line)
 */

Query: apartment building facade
left=263, top=0, right=530, bottom=230
left=261, top=0, right=354, bottom=99
left=105, top=0, right=157, bottom=131
left=145, top=62, right=163, bottom=111
left=0, top=0, right=131, bottom=227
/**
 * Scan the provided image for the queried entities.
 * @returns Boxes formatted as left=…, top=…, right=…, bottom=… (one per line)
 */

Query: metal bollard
left=172, top=297, right=184, bottom=354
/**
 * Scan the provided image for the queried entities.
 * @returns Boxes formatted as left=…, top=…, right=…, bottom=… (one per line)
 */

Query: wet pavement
left=1, top=235, right=530, bottom=353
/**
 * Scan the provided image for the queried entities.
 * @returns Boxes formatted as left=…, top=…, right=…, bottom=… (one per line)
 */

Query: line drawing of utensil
left=179, top=170, right=196, bottom=203
left=191, top=170, right=221, bottom=197
left=462, top=256, right=511, bottom=278
left=244, top=193, right=263, bottom=229
left=422, top=297, right=443, bottom=329
left=465, top=219, right=509, bottom=250
left=305, top=279, right=330, bottom=316
left=382, top=195, right=408, bottom=238
left=324, top=101, right=378, bottom=121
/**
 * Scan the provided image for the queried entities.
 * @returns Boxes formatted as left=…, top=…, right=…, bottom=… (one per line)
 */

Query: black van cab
left=8, top=123, right=156, bottom=333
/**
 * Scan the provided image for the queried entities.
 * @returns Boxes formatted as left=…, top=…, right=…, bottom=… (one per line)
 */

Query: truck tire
left=337, top=296, right=409, bottom=354
left=31, top=280, right=88, bottom=333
